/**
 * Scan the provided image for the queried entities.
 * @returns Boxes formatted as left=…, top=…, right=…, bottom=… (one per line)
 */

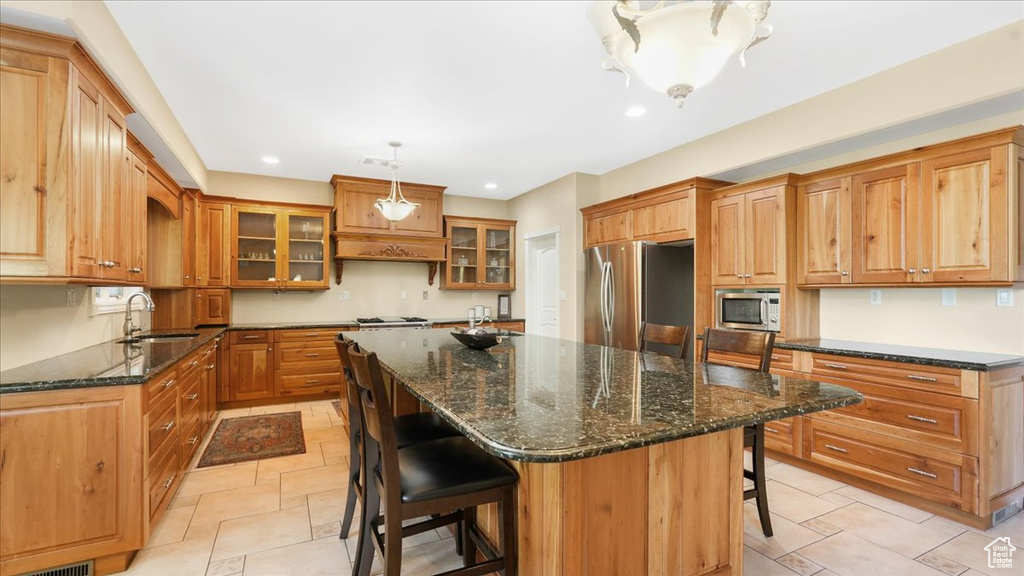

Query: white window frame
left=91, top=286, right=145, bottom=316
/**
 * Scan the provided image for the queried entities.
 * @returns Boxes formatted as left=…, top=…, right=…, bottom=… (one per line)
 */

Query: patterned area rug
left=197, top=412, right=305, bottom=468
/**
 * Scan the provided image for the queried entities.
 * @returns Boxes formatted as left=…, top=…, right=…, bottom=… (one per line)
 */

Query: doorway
left=525, top=228, right=559, bottom=338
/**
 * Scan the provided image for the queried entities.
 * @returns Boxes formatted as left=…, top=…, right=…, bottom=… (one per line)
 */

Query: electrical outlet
left=273, top=290, right=281, bottom=300
left=996, top=288, right=1014, bottom=307
left=400, top=340, right=407, bottom=349
left=400, top=290, right=407, bottom=300
left=422, top=290, right=429, bottom=300
left=472, top=292, right=479, bottom=301
left=869, top=289, right=882, bottom=305
left=340, top=290, right=350, bottom=301
left=941, top=288, right=957, bottom=306
left=66, top=287, right=76, bottom=308
left=559, top=290, right=566, bottom=301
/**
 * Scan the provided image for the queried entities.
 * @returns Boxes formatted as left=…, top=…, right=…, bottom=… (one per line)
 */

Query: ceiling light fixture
left=484, top=183, right=498, bottom=190
left=262, top=156, right=280, bottom=164
left=374, top=141, right=420, bottom=223
left=590, top=1, right=772, bottom=108
left=625, top=106, right=646, bottom=118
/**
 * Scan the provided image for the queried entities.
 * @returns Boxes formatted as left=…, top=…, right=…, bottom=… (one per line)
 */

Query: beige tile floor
left=114, top=400, right=1024, bottom=576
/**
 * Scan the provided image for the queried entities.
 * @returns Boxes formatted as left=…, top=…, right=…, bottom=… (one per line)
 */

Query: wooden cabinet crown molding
left=707, top=172, right=799, bottom=200
left=580, top=176, right=732, bottom=217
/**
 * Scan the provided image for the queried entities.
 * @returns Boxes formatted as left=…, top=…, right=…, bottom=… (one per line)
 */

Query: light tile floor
left=114, top=401, right=1024, bottom=575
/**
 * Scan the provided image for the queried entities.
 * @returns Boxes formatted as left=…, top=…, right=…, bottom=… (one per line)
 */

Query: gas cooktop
left=356, top=316, right=433, bottom=328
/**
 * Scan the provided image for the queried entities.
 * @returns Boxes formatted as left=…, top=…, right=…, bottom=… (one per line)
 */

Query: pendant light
left=375, top=141, right=420, bottom=222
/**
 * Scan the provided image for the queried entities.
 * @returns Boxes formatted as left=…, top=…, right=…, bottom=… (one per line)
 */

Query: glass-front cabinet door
left=284, top=211, right=329, bottom=289
left=232, top=205, right=331, bottom=289
left=233, top=207, right=280, bottom=287
left=443, top=217, right=516, bottom=290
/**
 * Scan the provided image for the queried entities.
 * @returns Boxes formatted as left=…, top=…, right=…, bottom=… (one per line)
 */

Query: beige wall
left=508, top=173, right=582, bottom=340
left=3, top=0, right=208, bottom=190
left=211, top=171, right=513, bottom=324
left=0, top=285, right=150, bottom=370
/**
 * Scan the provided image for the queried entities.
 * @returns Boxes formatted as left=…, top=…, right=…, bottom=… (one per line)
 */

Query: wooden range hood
left=330, top=174, right=448, bottom=285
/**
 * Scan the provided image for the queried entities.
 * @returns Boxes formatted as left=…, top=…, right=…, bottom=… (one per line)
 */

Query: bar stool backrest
left=639, top=322, right=692, bottom=359
left=347, top=347, right=401, bottom=499
left=700, top=327, right=776, bottom=373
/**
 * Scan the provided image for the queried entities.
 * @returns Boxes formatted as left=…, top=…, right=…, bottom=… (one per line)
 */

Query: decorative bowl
left=450, top=329, right=503, bottom=350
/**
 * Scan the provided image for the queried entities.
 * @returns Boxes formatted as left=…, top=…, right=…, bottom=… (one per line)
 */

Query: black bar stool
left=701, top=327, right=776, bottom=537
left=334, top=335, right=464, bottom=569
left=348, top=345, right=518, bottom=576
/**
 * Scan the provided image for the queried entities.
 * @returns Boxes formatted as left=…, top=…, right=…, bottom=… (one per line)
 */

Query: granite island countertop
left=347, top=328, right=862, bottom=463
left=0, top=328, right=225, bottom=394
left=775, top=338, right=1024, bottom=371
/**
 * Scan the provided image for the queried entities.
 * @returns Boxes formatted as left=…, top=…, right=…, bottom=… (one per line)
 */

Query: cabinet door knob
left=921, top=268, right=931, bottom=274
left=841, top=270, right=849, bottom=276
left=736, top=274, right=743, bottom=278
left=908, top=268, right=916, bottom=274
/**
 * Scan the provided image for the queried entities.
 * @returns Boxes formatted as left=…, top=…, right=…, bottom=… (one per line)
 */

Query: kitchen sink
left=117, top=332, right=199, bottom=344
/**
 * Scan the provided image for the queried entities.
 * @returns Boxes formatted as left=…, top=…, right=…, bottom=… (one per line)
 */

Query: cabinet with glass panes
left=231, top=204, right=330, bottom=289
left=441, top=216, right=516, bottom=290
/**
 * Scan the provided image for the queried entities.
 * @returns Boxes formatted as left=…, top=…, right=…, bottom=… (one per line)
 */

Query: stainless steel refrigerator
left=584, top=242, right=694, bottom=358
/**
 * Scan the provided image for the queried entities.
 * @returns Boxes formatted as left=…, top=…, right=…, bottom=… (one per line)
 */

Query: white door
left=526, top=231, right=559, bottom=338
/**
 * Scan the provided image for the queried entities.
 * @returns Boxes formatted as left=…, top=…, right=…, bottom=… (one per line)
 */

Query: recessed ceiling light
left=625, top=106, right=646, bottom=118
left=484, top=183, right=498, bottom=190
left=262, top=156, right=280, bottom=164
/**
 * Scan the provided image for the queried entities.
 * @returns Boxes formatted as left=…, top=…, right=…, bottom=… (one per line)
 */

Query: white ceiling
left=103, top=1, right=1023, bottom=200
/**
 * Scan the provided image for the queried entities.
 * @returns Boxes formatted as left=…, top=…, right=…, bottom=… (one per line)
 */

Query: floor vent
left=992, top=499, right=1023, bottom=526
left=19, top=560, right=93, bottom=576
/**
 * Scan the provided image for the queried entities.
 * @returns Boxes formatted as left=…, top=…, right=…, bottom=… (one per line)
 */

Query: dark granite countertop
left=429, top=317, right=526, bottom=325
left=347, top=328, right=861, bottom=463
left=229, top=321, right=358, bottom=330
left=776, top=338, right=1024, bottom=371
left=0, top=328, right=225, bottom=394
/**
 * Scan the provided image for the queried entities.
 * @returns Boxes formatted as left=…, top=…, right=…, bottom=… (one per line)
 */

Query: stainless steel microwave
left=715, top=290, right=781, bottom=332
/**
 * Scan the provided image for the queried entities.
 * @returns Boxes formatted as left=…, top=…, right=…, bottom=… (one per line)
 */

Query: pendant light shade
left=374, top=141, right=420, bottom=223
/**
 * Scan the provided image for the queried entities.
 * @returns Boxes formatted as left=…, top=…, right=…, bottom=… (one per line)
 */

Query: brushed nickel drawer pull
left=764, top=427, right=780, bottom=434
left=907, top=467, right=938, bottom=479
left=162, top=474, right=176, bottom=489
left=907, top=414, right=938, bottom=424
left=243, top=335, right=261, bottom=339
left=305, top=353, right=320, bottom=358
left=162, top=421, right=175, bottom=432
left=162, top=378, right=176, bottom=389
left=907, top=374, right=938, bottom=382
left=187, top=437, right=199, bottom=445
left=189, top=360, right=199, bottom=368
left=306, top=379, right=320, bottom=384
left=824, top=444, right=847, bottom=454
left=186, top=394, right=199, bottom=401
left=206, top=364, right=215, bottom=370
left=824, top=363, right=848, bottom=370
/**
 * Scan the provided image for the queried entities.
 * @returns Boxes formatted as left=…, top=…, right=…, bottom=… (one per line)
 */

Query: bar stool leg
left=383, top=507, right=403, bottom=576
left=341, top=429, right=360, bottom=538
left=355, top=480, right=379, bottom=576
left=462, top=506, right=477, bottom=568
left=500, top=486, right=517, bottom=576
left=752, top=424, right=773, bottom=537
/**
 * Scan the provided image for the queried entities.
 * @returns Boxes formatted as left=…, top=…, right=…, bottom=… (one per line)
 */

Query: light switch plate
left=422, top=291, right=429, bottom=300
left=66, top=287, right=76, bottom=308
left=996, top=288, right=1014, bottom=307
left=340, top=290, right=350, bottom=301
left=400, top=290, right=407, bottom=300
left=559, top=290, right=567, bottom=301
left=472, top=292, right=479, bottom=301
left=941, top=288, right=957, bottom=306
left=869, top=289, right=882, bottom=305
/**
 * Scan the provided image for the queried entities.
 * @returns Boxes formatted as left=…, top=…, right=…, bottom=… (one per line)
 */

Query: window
left=91, top=286, right=145, bottom=316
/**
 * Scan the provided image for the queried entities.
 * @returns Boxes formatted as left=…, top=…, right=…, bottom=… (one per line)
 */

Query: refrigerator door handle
left=606, top=262, right=615, bottom=336
left=600, top=262, right=609, bottom=335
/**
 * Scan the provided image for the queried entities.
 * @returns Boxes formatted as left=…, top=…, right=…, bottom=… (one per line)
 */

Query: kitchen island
left=347, top=328, right=861, bottom=576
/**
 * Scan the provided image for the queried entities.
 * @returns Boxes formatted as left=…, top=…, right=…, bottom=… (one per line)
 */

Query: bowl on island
left=450, top=328, right=504, bottom=350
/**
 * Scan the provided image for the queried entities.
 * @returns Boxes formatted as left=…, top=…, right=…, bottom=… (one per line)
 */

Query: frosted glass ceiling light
left=374, top=141, right=420, bottom=223
left=590, top=1, right=772, bottom=107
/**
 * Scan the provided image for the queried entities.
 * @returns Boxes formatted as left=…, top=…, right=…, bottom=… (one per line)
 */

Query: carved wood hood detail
left=330, top=174, right=449, bottom=285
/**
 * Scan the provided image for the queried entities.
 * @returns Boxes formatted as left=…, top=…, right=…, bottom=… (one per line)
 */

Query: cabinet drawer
left=178, top=350, right=202, bottom=379
left=145, top=368, right=178, bottom=410
left=276, top=346, right=340, bottom=370
left=811, top=380, right=978, bottom=455
left=179, top=377, right=202, bottom=425
left=179, top=417, right=202, bottom=469
left=276, top=329, right=340, bottom=343
left=809, top=353, right=965, bottom=396
left=705, top=349, right=794, bottom=373
left=231, top=330, right=270, bottom=344
left=147, top=392, right=178, bottom=459
left=804, top=419, right=977, bottom=512
left=148, top=439, right=180, bottom=519
left=275, top=371, right=342, bottom=396
left=763, top=416, right=801, bottom=457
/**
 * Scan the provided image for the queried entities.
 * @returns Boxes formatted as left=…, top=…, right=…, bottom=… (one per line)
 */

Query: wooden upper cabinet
left=581, top=179, right=722, bottom=249
left=231, top=203, right=330, bottom=290
left=69, top=67, right=104, bottom=279
left=197, top=200, right=230, bottom=287
left=0, top=45, right=66, bottom=277
left=710, top=195, right=745, bottom=285
left=919, top=147, right=1008, bottom=283
left=797, top=177, right=852, bottom=285
left=127, top=148, right=148, bottom=283
left=332, top=175, right=444, bottom=238
left=100, top=96, right=129, bottom=282
left=442, top=216, right=516, bottom=290
left=180, top=192, right=196, bottom=286
left=851, top=164, right=917, bottom=284
left=710, top=176, right=792, bottom=286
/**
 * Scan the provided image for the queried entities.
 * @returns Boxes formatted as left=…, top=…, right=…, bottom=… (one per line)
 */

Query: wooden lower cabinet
left=433, top=320, right=526, bottom=332
left=228, top=331, right=274, bottom=401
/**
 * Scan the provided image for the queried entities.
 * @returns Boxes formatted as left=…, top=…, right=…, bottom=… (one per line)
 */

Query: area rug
left=197, top=411, right=305, bottom=468
left=331, top=400, right=344, bottom=417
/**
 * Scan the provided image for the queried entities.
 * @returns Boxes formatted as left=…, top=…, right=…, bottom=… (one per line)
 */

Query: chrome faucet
left=123, top=292, right=156, bottom=342
left=481, top=314, right=492, bottom=325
